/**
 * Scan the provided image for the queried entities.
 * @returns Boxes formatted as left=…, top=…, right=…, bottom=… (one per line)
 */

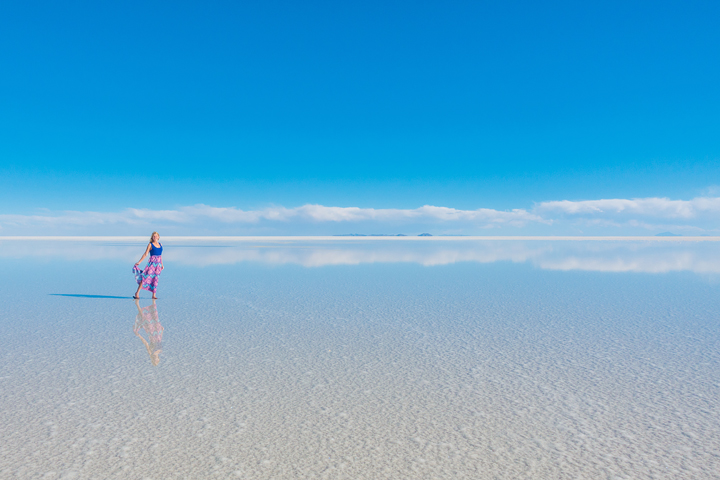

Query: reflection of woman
left=133, top=231, right=164, bottom=299
left=134, top=299, right=163, bottom=366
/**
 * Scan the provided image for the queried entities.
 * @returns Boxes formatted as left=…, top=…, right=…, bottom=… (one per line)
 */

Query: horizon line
left=1, top=236, right=720, bottom=242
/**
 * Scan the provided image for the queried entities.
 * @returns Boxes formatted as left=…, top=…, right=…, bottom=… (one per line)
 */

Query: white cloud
left=2, top=197, right=720, bottom=235
left=0, top=204, right=545, bottom=231
left=174, top=204, right=548, bottom=225
left=536, top=197, right=720, bottom=219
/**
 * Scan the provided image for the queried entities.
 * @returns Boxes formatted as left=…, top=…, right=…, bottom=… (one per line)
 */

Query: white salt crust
left=0, top=241, right=719, bottom=479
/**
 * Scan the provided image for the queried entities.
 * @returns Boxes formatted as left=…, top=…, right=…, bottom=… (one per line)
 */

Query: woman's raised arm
left=135, top=243, right=152, bottom=266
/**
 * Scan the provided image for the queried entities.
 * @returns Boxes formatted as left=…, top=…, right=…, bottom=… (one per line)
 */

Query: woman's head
left=150, top=231, right=160, bottom=243
left=150, top=349, right=162, bottom=366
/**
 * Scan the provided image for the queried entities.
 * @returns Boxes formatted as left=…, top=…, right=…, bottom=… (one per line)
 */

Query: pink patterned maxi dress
left=134, top=302, right=163, bottom=352
left=133, top=243, right=163, bottom=293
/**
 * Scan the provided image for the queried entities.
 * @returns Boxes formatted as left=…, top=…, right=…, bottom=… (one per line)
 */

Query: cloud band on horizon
left=1, top=197, right=719, bottom=235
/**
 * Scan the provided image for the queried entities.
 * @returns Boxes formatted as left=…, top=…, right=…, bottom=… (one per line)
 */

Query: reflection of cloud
left=167, top=243, right=553, bottom=268
left=1, top=238, right=720, bottom=274
left=539, top=253, right=713, bottom=273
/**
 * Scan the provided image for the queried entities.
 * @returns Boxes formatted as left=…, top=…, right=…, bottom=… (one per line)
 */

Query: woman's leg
left=134, top=283, right=142, bottom=298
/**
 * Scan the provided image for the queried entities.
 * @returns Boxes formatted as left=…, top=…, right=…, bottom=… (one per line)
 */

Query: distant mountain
left=334, top=233, right=408, bottom=236
left=418, top=233, right=432, bottom=236
left=655, top=232, right=681, bottom=237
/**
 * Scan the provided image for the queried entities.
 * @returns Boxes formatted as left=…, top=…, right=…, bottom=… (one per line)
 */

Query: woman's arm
left=135, top=331, right=153, bottom=356
left=135, top=244, right=152, bottom=266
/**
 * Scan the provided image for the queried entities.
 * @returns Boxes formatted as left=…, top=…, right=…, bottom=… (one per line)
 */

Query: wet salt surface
left=1, top=239, right=719, bottom=479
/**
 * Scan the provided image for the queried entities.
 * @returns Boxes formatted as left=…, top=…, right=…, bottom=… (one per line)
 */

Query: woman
left=134, top=298, right=163, bottom=366
left=133, top=231, right=164, bottom=299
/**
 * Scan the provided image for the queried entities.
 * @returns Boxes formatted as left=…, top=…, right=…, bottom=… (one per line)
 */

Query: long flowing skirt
left=134, top=303, right=163, bottom=350
left=133, top=255, right=163, bottom=293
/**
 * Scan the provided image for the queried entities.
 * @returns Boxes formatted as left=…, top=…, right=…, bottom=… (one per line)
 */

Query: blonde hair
left=150, top=349, right=161, bottom=366
left=150, top=231, right=160, bottom=243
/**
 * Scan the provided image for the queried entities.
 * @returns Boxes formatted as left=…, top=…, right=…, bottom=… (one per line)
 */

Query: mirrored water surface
left=1, top=238, right=719, bottom=479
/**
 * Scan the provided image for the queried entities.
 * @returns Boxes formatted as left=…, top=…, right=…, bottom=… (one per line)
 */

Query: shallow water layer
left=1, top=239, right=719, bottom=479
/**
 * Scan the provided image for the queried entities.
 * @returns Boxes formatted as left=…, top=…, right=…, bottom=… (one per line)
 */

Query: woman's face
left=152, top=233, right=159, bottom=242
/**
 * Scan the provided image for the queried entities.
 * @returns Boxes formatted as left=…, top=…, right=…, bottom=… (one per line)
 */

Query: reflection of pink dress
left=133, top=255, right=163, bottom=293
left=134, top=304, right=163, bottom=351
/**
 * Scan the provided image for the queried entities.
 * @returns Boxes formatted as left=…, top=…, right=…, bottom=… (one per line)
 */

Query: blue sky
left=1, top=1, right=719, bottom=235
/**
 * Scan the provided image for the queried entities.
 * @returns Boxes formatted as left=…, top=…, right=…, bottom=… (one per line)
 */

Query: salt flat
left=0, top=239, right=718, bottom=479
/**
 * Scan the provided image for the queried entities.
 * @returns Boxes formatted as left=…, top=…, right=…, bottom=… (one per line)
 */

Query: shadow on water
left=50, top=294, right=133, bottom=299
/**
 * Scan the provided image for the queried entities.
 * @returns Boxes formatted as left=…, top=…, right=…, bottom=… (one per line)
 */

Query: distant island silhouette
left=334, top=233, right=433, bottom=236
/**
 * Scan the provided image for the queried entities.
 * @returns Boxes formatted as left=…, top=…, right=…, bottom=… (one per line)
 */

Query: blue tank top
left=150, top=242, right=163, bottom=256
